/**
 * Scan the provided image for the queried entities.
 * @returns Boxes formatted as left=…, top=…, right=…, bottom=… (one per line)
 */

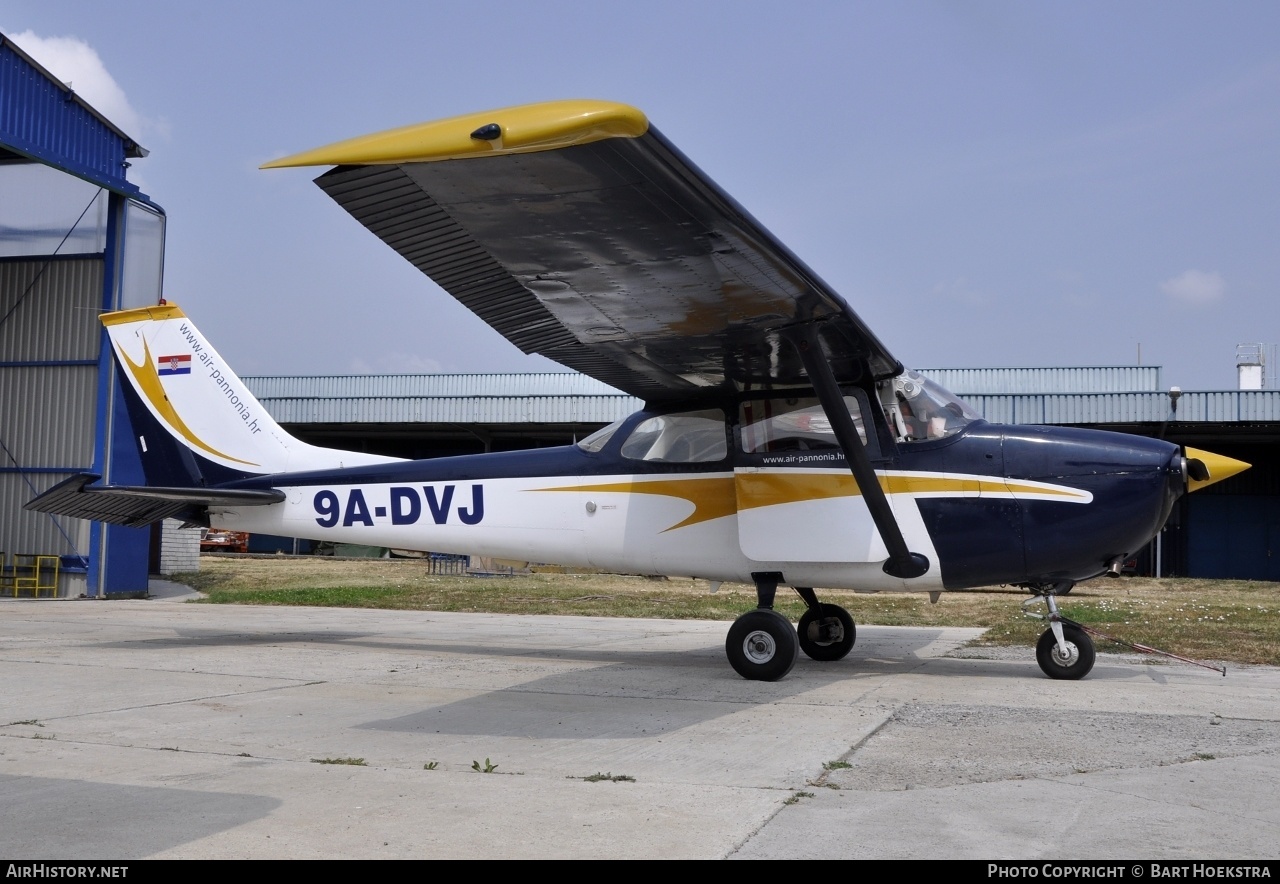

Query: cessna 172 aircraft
left=29, top=100, right=1249, bottom=682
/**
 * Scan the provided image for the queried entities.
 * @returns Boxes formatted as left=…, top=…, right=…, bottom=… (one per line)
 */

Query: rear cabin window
left=619, top=409, right=728, bottom=463
left=577, top=418, right=625, bottom=453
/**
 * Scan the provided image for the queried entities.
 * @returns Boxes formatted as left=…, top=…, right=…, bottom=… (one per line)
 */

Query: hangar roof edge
left=0, top=32, right=151, bottom=200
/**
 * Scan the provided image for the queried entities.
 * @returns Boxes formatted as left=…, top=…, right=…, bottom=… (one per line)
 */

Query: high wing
left=263, top=100, right=901, bottom=402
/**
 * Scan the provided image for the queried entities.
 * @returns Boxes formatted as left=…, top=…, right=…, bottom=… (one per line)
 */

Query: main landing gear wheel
left=1036, top=624, right=1096, bottom=680
left=726, top=609, right=799, bottom=681
left=797, top=604, right=856, bottom=662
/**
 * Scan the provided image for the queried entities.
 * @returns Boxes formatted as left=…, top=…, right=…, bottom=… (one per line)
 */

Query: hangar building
left=1, top=33, right=162, bottom=598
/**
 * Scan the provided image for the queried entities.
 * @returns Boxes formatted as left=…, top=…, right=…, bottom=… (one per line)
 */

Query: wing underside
left=268, top=101, right=900, bottom=402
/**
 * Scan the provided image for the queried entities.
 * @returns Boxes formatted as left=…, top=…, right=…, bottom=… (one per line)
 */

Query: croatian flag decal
left=157, top=354, right=192, bottom=376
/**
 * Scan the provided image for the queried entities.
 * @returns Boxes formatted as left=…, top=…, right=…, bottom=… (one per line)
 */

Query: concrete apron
left=1, top=588, right=1278, bottom=859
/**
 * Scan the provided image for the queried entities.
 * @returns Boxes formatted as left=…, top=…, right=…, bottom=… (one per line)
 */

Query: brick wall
left=158, top=520, right=201, bottom=575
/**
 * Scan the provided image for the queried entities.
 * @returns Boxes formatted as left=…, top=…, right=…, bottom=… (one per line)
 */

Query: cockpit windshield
left=881, top=369, right=981, bottom=442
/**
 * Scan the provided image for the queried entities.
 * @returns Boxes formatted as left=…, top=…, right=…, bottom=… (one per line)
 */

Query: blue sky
left=4, top=1, right=1278, bottom=389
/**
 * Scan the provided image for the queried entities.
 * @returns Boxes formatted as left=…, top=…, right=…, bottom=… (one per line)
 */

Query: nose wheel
left=1024, top=586, right=1096, bottom=680
left=1036, top=624, right=1095, bottom=679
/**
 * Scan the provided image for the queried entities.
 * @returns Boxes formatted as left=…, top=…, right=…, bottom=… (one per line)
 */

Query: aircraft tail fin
left=103, top=303, right=399, bottom=486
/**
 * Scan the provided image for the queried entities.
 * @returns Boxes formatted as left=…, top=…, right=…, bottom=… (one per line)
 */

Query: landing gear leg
left=725, top=572, right=799, bottom=681
left=794, top=587, right=856, bottom=662
left=1024, top=584, right=1095, bottom=680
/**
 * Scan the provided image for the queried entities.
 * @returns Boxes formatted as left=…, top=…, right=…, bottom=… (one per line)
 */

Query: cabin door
left=734, top=393, right=889, bottom=563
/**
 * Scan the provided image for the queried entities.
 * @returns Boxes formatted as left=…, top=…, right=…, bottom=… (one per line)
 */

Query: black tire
left=1036, top=624, right=1096, bottom=680
left=726, top=610, right=799, bottom=681
left=797, top=604, right=856, bottom=662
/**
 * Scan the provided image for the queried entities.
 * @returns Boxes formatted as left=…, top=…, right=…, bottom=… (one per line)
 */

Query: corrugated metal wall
left=0, top=365, right=98, bottom=465
left=1178, top=391, right=1280, bottom=422
left=243, top=372, right=631, bottom=398
left=0, top=257, right=101, bottom=560
left=258, top=394, right=639, bottom=425
left=0, top=259, right=102, bottom=358
left=243, top=371, right=1280, bottom=428
left=244, top=373, right=641, bottom=425
left=920, top=366, right=1163, bottom=394
left=963, top=391, right=1280, bottom=424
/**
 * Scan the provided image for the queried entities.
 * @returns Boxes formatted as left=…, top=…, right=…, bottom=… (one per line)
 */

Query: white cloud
left=6, top=30, right=143, bottom=138
left=1160, top=269, right=1226, bottom=306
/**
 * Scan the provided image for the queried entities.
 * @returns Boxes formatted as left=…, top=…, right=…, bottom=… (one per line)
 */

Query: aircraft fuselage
left=216, top=408, right=1182, bottom=593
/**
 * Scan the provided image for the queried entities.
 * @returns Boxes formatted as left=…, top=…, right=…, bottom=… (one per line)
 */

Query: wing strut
left=788, top=328, right=930, bottom=580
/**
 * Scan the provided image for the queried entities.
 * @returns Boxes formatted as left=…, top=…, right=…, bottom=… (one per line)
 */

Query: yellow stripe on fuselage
left=735, top=471, right=1089, bottom=509
left=535, top=477, right=737, bottom=532
left=531, top=469, right=1091, bottom=532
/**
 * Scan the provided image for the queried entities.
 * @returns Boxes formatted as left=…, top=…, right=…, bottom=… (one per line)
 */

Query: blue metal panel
left=88, top=192, right=123, bottom=595
left=1187, top=495, right=1280, bottom=580
left=102, top=369, right=150, bottom=595
left=0, top=34, right=148, bottom=199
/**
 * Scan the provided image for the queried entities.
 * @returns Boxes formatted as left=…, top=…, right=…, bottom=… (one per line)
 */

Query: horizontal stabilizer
left=25, top=474, right=285, bottom=528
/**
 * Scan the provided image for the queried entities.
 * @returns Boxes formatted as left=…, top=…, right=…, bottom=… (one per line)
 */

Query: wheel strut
left=1022, top=583, right=1095, bottom=680
left=792, top=586, right=856, bottom=662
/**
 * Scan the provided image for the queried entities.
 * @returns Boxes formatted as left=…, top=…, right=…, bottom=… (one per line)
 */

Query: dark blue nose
left=1005, top=426, right=1182, bottom=583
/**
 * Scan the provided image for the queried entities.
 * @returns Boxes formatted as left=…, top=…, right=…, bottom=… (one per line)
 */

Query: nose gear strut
left=1022, top=583, right=1226, bottom=679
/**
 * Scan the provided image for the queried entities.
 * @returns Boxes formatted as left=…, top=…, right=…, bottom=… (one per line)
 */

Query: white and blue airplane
left=29, top=100, right=1249, bottom=682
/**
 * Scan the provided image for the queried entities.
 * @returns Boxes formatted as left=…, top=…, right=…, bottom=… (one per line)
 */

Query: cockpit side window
left=738, top=395, right=867, bottom=454
left=619, top=409, right=728, bottom=463
left=879, top=370, right=981, bottom=443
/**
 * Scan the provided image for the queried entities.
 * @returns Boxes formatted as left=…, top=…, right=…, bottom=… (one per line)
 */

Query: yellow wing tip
left=1185, top=447, right=1251, bottom=493
left=260, top=99, right=649, bottom=169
